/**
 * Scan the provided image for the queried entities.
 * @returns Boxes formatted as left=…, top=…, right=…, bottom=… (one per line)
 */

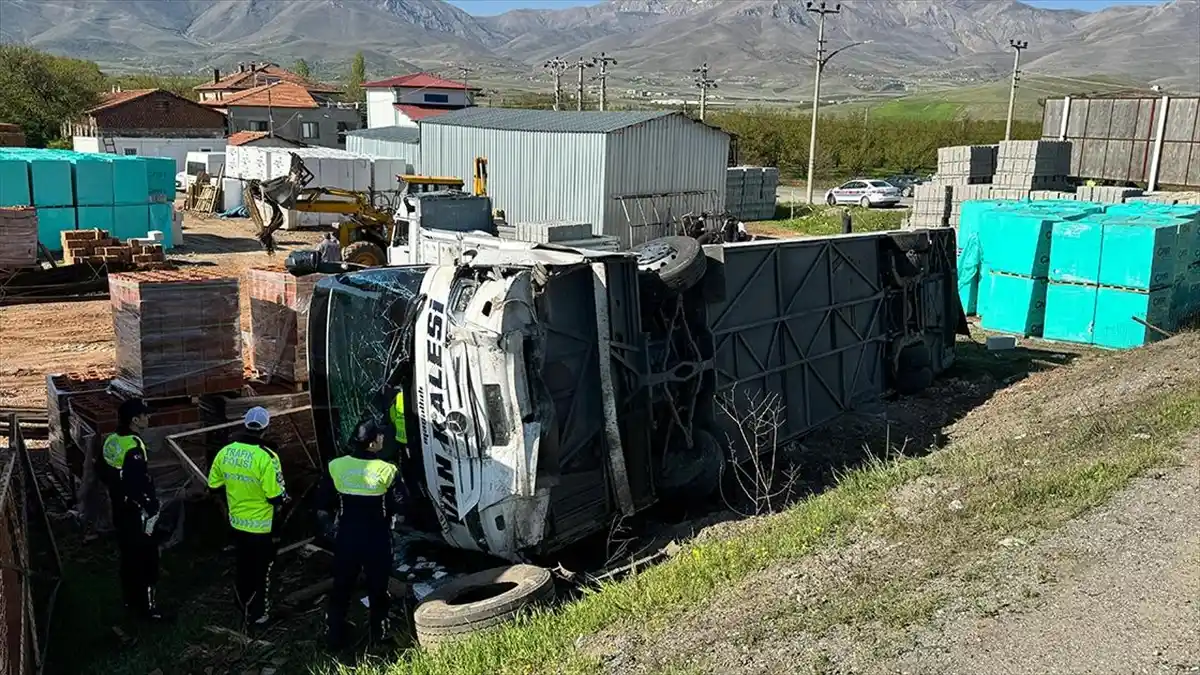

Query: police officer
left=102, top=398, right=163, bottom=620
left=389, top=389, right=408, bottom=452
left=207, top=407, right=287, bottom=626
left=320, top=418, right=399, bottom=650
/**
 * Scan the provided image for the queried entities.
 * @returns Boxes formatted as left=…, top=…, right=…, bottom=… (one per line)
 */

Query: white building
left=363, top=73, right=477, bottom=129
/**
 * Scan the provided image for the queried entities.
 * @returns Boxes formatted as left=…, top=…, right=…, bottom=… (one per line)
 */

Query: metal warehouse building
left=344, top=126, right=419, bottom=174
left=419, top=108, right=731, bottom=247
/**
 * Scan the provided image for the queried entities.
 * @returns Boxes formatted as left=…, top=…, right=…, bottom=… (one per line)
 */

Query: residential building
left=419, top=108, right=730, bottom=247
left=201, top=82, right=362, bottom=149
left=68, top=88, right=228, bottom=172
left=195, top=62, right=342, bottom=103
left=363, top=73, right=478, bottom=129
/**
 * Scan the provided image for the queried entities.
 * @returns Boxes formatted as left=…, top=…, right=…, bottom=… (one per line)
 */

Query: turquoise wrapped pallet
left=1049, top=219, right=1103, bottom=284
left=35, top=206, right=76, bottom=251
left=111, top=157, right=150, bottom=205
left=71, top=157, right=115, bottom=206
left=1044, top=282, right=1098, bottom=344
left=76, top=205, right=115, bottom=232
left=112, top=204, right=149, bottom=240
left=982, top=210, right=1056, bottom=278
left=980, top=272, right=1047, bottom=336
left=1093, top=286, right=1172, bottom=349
left=144, top=157, right=176, bottom=202
left=29, top=158, right=74, bottom=207
left=1105, top=203, right=1200, bottom=222
left=1171, top=221, right=1196, bottom=283
left=1097, top=217, right=1181, bottom=290
left=1026, top=201, right=1103, bottom=221
left=148, top=202, right=174, bottom=249
left=0, top=157, right=31, bottom=207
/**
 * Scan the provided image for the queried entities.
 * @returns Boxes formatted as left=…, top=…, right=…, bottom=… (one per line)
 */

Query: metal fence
left=1, top=415, right=61, bottom=675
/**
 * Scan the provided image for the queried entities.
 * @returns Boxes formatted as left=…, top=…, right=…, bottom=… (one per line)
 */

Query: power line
left=573, top=56, right=595, bottom=111
left=805, top=1, right=840, bottom=205
left=1004, top=38, right=1029, bottom=141
left=692, top=62, right=718, bottom=121
left=543, top=57, right=568, bottom=111
left=592, top=52, right=617, bottom=111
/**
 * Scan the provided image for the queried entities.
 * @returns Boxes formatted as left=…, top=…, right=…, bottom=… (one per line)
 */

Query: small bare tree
left=717, top=390, right=802, bottom=516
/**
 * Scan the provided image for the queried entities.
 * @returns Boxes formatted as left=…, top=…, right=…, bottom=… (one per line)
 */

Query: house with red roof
left=362, top=72, right=478, bottom=129
left=199, top=81, right=362, bottom=149
left=195, top=62, right=343, bottom=103
left=66, top=88, right=228, bottom=172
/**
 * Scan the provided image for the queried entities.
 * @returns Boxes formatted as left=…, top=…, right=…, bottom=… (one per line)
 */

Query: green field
left=837, top=74, right=1145, bottom=122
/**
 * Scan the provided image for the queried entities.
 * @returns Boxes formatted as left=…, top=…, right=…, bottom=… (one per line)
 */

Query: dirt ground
left=0, top=214, right=324, bottom=409
left=587, top=333, right=1200, bottom=675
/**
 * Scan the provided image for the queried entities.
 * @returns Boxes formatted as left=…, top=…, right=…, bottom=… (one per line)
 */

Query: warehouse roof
left=421, top=107, right=682, bottom=133
left=346, top=126, right=421, bottom=143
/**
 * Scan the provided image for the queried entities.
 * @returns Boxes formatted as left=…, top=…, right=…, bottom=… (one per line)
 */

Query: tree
left=293, top=58, right=311, bottom=79
left=0, top=46, right=106, bottom=147
left=345, top=52, right=366, bottom=103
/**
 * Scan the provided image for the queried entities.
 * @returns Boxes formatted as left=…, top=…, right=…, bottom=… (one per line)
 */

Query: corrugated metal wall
left=603, top=115, right=730, bottom=247
left=420, top=124, right=608, bottom=230
left=345, top=136, right=418, bottom=174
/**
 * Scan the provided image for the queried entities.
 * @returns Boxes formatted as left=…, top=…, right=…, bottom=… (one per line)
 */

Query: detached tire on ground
left=342, top=240, right=386, bottom=267
left=894, top=342, right=933, bottom=395
left=413, top=564, right=555, bottom=649
left=659, top=429, right=725, bottom=499
left=633, top=236, right=707, bottom=294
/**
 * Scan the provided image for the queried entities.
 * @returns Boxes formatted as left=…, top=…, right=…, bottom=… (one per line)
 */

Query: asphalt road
left=776, top=184, right=913, bottom=208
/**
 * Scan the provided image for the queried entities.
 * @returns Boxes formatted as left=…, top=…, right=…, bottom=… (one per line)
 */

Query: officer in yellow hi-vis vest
left=102, top=398, right=164, bottom=620
left=207, top=406, right=288, bottom=626
left=319, top=418, right=399, bottom=650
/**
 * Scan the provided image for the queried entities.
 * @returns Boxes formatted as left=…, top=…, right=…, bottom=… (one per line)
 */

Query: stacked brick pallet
left=726, top=166, right=779, bottom=222
left=993, top=140, right=1071, bottom=192
left=109, top=270, right=243, bottom=399
left=0, top=148, right=176, bottom=254
left=0, top=206, right=38, bottom=270
left=910, top=183, right=952, bottom=228
left=60, top=228, right=166, bottom=266
left=936, top=145, right=997, bottom=185
left=1074, top=185, right=1143, bottom=204
left=246, top=267, right=327, bottom=384
left=45, top=367, right=115, bottom=491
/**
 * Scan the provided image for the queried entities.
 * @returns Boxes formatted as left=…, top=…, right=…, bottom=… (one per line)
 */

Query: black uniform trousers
left=232, top=529, right=276, bottom=622
left=110, top=488, right=159, bottom=614
left=327, top=524, right=391, bottom=642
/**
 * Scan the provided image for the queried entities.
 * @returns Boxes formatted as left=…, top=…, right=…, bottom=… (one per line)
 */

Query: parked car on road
left=884, top=174, right=925, bottom=198
left=824, top=179, right=902, bottom=208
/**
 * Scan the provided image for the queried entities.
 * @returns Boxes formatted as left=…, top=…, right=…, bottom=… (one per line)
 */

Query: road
left=776, top=183, right=913, bottom=208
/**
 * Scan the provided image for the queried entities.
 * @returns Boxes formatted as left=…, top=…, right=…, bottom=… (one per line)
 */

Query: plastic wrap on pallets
left=1029, top=190, right=1077, bottom=201
left=108, top=270, right=243, bottom=399
left=0, top=206, right=38, bottom=270
left=247, top=267, right=326, bottom=383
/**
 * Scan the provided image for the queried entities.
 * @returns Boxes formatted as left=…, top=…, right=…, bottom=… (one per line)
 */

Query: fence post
left=1147, top=95, right=1170, bottom=193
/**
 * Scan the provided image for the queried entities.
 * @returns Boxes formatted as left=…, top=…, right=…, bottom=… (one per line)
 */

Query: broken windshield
left=308, top=266, right=429, bottom=462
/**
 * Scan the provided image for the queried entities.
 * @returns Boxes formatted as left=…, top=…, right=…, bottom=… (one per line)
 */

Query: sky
left=447, top=0, right=1166, bottom=16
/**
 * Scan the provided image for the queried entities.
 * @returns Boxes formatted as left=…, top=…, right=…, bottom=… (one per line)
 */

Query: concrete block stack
left=1075, top=185, right=1143, bottom=203
left=949, top=184, right=994, bottom=227
left=108, top=270, right=243, bottom=398
left=0, top=148, right=178, bottom=254
left=497, top=220, right=621, bottom=250
left=909, top=182, right=952, bottom=228
left=936, top=145, right=998, bottom=185
left=60, top=228, right=166, bottom=266
left=1028, top=190, right=1078, bottom=201
left=0, top=206, right=38, bottom=270
left=993, top=140, right=1071, bottom=192
left=246, top=267, right=327, bottom=384
left=725, top=166, right=779, bottom=221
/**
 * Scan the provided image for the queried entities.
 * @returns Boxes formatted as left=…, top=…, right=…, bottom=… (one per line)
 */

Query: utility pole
left=805, top=1, right=839, bottom=205
left=692, top=62, right=717, bottom=121
left=1004, top=39, right=1029, bottom=141
left=593, top=52, right=617, bottom=111
left=543, top=57, right=568, bottom=111
left=574, top=56, right=594, bottom=111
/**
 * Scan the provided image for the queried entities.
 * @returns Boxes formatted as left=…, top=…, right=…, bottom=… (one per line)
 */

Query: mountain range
left=1, top=0, right=1197, bottom=99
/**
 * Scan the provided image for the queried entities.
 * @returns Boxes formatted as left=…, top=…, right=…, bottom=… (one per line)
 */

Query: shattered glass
left=308, top=266, right=429, bottom=463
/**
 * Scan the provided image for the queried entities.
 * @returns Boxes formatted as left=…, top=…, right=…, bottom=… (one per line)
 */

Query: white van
left=175, top=151, right=226, bottom=192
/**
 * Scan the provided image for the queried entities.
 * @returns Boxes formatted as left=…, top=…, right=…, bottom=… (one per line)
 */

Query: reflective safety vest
left=207, top=441, right=286, bottom=534
left=103, top=434, right=144, bottom=470
left=389, top=393, right=408, bottom=444
left=328, top=455, right=397, bottom=497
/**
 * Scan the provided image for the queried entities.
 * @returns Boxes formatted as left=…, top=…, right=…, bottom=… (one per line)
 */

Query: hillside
left=0, top=0, right=1196, bottom=99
